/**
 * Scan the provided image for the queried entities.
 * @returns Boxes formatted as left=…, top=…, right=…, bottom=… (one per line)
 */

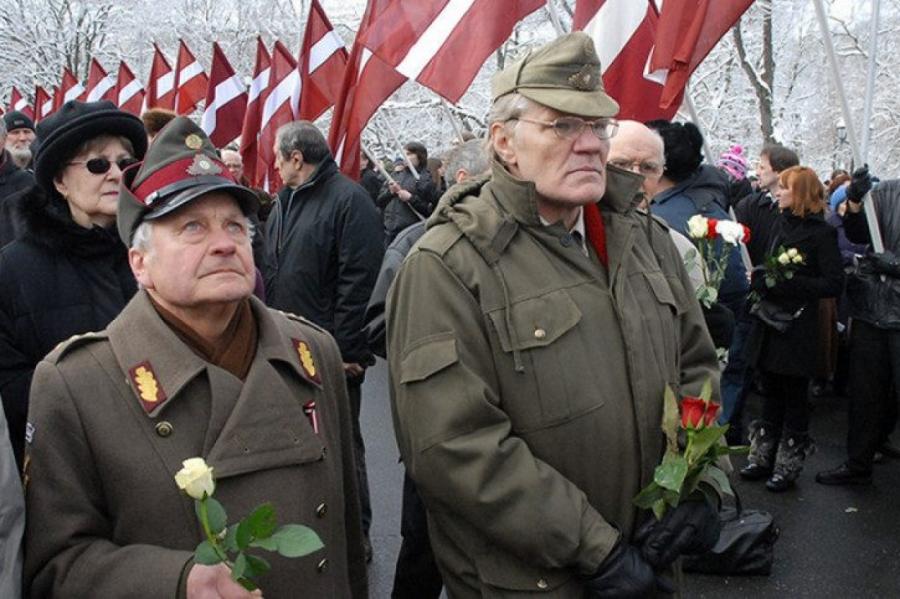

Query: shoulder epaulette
left=277, top=310, right=329, bottom=334
left=46, top=331, right=108, bottom=363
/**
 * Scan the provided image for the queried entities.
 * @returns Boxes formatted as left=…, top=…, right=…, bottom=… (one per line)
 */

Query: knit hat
left=3, top=110, right=35, bottom=133
left=717, top=145, right=749, bottom=181
left=829, top=184, right=848, bottom=213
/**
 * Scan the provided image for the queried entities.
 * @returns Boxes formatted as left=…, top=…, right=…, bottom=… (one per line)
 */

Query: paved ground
left=360, top=359, right=900, bottom=598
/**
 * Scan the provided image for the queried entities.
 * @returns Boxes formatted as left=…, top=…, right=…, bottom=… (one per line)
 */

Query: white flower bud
left=778, top=253, right=791, bottom=266
left=175, top=457, right=215, bottom=500
left=687, top=215, right=708, bottom=239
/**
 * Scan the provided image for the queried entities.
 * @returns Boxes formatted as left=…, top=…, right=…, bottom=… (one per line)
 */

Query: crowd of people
left=0, top=30, right=897, bottom=599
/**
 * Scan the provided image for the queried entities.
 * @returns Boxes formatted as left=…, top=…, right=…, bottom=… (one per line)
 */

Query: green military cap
left=117, top=117, right=259, bottom=245
left=491, top=32, right=619, bottom=119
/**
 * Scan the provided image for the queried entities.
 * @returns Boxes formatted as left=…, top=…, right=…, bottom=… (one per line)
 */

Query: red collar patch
left=128, top=361, right=168, bottom=414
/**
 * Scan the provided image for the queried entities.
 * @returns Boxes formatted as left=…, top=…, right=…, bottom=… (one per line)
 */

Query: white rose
left=715, top=220, right=743, bottom=245
left=787, top=248, right=799, bottom=258
left=792, top=254, right=803, bottom=264
left=687, top=215, right=708, bottom=239
left=174, top=457, right=215, bottom=500
left=778, top=253, right=791, bottom=266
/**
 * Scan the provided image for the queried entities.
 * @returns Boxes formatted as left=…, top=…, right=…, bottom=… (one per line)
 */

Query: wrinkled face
left=775, top=181, right=793, bottom=210
left=273, top=142, right=303, bottom=188
left=53, top=136, right=132, bottom=228
left=6, top=127, right=35, bottom=151
left=757, top=154, right=778, bottom=191
left=608, top=122, right=665, bottom=200
left=221, top=150, right=243, bottom=181
left=130, top=192, right=255, bottom=312
left=492, top=103, right=610, bottom=209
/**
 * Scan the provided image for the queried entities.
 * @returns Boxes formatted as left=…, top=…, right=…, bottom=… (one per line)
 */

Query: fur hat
left=717, top=145, right=749, bottom=181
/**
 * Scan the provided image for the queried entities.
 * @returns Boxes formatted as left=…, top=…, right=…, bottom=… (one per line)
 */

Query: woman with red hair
left=741, top=166, right=844, bottom=491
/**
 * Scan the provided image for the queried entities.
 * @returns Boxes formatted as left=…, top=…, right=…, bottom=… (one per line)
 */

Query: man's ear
left=128, top=247, right=154, bottom=290
left=291, top=150, right=304, bottom=168
left=490, top=122, right=517, bottom=167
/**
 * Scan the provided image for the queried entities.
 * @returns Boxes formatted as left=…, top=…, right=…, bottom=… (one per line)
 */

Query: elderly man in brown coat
left=387, top=33, right=722, bottom=598
left=23, top=118, right=367, bottom=599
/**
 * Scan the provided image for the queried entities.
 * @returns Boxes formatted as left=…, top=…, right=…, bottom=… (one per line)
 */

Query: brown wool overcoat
left=24, top=291, right=367, bottom=598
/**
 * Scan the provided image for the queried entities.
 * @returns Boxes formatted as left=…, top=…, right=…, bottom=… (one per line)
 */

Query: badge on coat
left=129, top=361, right=168, bottom=413
left=293, top=339, right=321, bottom=384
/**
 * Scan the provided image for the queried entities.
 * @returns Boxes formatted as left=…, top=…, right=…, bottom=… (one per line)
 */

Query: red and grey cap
left=117, top=116, right=258, bottom=245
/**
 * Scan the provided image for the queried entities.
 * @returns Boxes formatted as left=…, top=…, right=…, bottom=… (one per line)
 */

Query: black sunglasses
left=68, top=157, right=140, bottom=175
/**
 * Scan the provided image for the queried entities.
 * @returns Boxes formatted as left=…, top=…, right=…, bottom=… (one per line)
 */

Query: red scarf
left=583, top=203, right=609, bottom=267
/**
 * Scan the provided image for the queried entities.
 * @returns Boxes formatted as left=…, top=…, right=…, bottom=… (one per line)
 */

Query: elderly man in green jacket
left=386, top=33, right=721, bottom=598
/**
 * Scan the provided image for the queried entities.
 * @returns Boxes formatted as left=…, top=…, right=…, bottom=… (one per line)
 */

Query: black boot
left=740, top=420, right=779, bottom=481
left=815, top=463, right=872, bottom=486
left=766, top=432, right=816, bottom=492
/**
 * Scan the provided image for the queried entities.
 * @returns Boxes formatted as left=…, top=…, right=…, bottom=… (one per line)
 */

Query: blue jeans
left=720, top=295, right=751, bottom=427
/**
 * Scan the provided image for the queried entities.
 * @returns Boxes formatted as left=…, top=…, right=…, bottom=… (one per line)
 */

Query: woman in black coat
left=377, top=141, right=436, bottom=245
left=740, top=166, right=844, bottom=491
left=0, top=101, right=147, bottom=466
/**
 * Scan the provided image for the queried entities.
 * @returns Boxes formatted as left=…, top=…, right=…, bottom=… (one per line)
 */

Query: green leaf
left=784, top=270, right=794, bottom=280
left=684, top=424, right=729, bottom=465
left=198, top=497, right=227, bottom=536
left=662, top=386, right=679, bottom=453
left=653, top=454, right=688, bottom=493
left=246, top=503, right=278, bottom=540
left=271, top=524, right=324, bottom=558
left=236, top=519, right=253, bottom=551
left=244, top=554, right=271, bottom=578
left=633, top=481, right=665, bottom=509
left=231, top=552, right=247, bottom=581
left=765, top=275, right=776, bottom=288
left=194, top=540, right=222, bottom=566
left=705, top=466, right=735, bottom=497
left=250, top=536, right=278, bottom=551
left=652, top=499, right=667, bottom=520
left=700, top=378, right=713, bottom=403
left=238, top=578, right=258, bottom=592
left=222, top=524, right=240, bottom=553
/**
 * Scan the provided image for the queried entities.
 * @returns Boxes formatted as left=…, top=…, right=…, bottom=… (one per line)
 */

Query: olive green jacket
left=386, top=163, right=719, bottom=598
left=24, top=292, right=367, bottom=599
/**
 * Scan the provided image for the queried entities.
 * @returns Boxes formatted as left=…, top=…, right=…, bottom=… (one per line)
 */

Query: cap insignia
left=569, top=64, right=599, bottom=91
left=129, top=361, right=168, bottom=413
left=185, top=134, right=204, bottom=150
left=293, top=339, right=321, bottom=384
left=187, top=153, right=222, bottom=176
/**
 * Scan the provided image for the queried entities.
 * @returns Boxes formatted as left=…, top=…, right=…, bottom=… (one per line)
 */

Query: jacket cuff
left=574, top=506, right=621, bottom=576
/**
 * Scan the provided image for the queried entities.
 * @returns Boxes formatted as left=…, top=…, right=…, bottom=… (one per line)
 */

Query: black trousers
left=759, top=370, right=811, bottom=436
left=347, top=382, right=371, bottom=535
left=846, top=320, right=900, bottom=472
left=391, top=472, right=443, bottom=599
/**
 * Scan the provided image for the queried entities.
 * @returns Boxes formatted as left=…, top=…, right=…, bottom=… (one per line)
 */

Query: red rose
left=742, top=225, right=751, bottom=244
left=706, top=218, right=719, bottom=239
left=681, top=397, right=721, bottom=428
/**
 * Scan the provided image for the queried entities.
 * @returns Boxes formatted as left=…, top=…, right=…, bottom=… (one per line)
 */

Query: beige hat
left=491, top=32, right=619, bottom=118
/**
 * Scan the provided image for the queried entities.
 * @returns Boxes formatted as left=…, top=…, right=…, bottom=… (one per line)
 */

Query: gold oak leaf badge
left=135, top=366, right=160, bottom=403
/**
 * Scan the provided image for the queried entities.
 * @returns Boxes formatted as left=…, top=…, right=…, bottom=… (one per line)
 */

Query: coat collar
left=108, top=291, right=321, bottom=417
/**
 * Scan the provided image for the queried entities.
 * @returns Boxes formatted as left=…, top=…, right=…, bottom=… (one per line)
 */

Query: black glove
left=846, top=165, right=873, bottom=203
left=869, top=251, right=900, bottom=278
left=636, top=497, right=722, bottom=570
left=584, top=541, right=674, bottom=598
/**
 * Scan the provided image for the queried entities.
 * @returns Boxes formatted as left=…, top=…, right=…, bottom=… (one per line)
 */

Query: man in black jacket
left=265, top=121, right=384, bottom=554
left=0, top=118, right=32, bottom=247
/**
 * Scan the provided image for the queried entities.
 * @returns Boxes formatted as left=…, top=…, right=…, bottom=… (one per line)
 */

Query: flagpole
left=361, top=142, right=396, bottom=186
left=376, top=113, right=421, bottom=180
left=860, top=0, right=881, bottom=163
left=812, top=0, right=884, bottom=253
left=685, top=87, right=753, bottom=272
left=440, top=99, right=466, bottom=143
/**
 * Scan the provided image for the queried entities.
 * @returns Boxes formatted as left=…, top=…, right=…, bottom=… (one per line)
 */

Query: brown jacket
left=387, top=163, right=719, bottom=597
left=24, top=291, right=367, bottom=598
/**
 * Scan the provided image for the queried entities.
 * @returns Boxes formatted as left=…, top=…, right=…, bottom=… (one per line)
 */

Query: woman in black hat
left=0, top=100, right=147, bottom=467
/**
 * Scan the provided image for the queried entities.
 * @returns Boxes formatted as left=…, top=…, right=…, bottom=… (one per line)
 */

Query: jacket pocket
left=486, top=289, right=601, bottom=432
left=475, top=545, right=574, bottom=597
left=399, top=333, right=458, bottom=384
left=635, top=271, right=685, bottom=376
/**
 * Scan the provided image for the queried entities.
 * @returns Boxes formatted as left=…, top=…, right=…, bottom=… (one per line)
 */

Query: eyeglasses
left=608, top=159, right=664, bottom=176
left=512, top=116, right=619, bottom=140
left=68, top=157, right=139, bottom=175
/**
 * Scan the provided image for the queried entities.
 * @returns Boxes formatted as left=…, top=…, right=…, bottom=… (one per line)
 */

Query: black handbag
left=749, top=299, right=805, bottom=333
left=681, top=493, right=780, bottom=576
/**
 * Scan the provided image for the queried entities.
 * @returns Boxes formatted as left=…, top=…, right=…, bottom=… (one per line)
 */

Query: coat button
left=155, top=421, right=174, bottom=437
left=536, top=578, right=548, bottom=590
left=316, top=502, right=327, bottom=518
left=317, top=558, right=328, bottom=573
left=534, top=328, right=547, bottom=340
left=559, top=234, right=573, bottom=247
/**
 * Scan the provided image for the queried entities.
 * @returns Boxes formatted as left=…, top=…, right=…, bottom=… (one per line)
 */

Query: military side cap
left=491, top=32, right=619, bottom=119
left=117, top=117, right=259, bottom=245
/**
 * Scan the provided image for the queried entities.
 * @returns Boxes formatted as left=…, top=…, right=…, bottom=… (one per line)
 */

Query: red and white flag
left=175, top=39, right=209, bottom=115
left=257, top=41, right=301, bottom=192
left=201, top=43, right=248, bottom=148
left=146, top=44, right=176, bottom=111
left=328, top=0, right=406, bottom=180
left=116, top=61, right=146, bottom=116
left=298, top=0, right=349, bottom=122
left=240, top=37, right=272, bottom=188
left=650, top=0, right=754, bottom=110
left=54, top=67, right=86, bottom=110
left=34, top=86, right=54, bottom=122
left=362, top=0, right=544, bottom=104
left=85, top=58, right=116, bottom=103
left=8, top=87, right=33, bottom=119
